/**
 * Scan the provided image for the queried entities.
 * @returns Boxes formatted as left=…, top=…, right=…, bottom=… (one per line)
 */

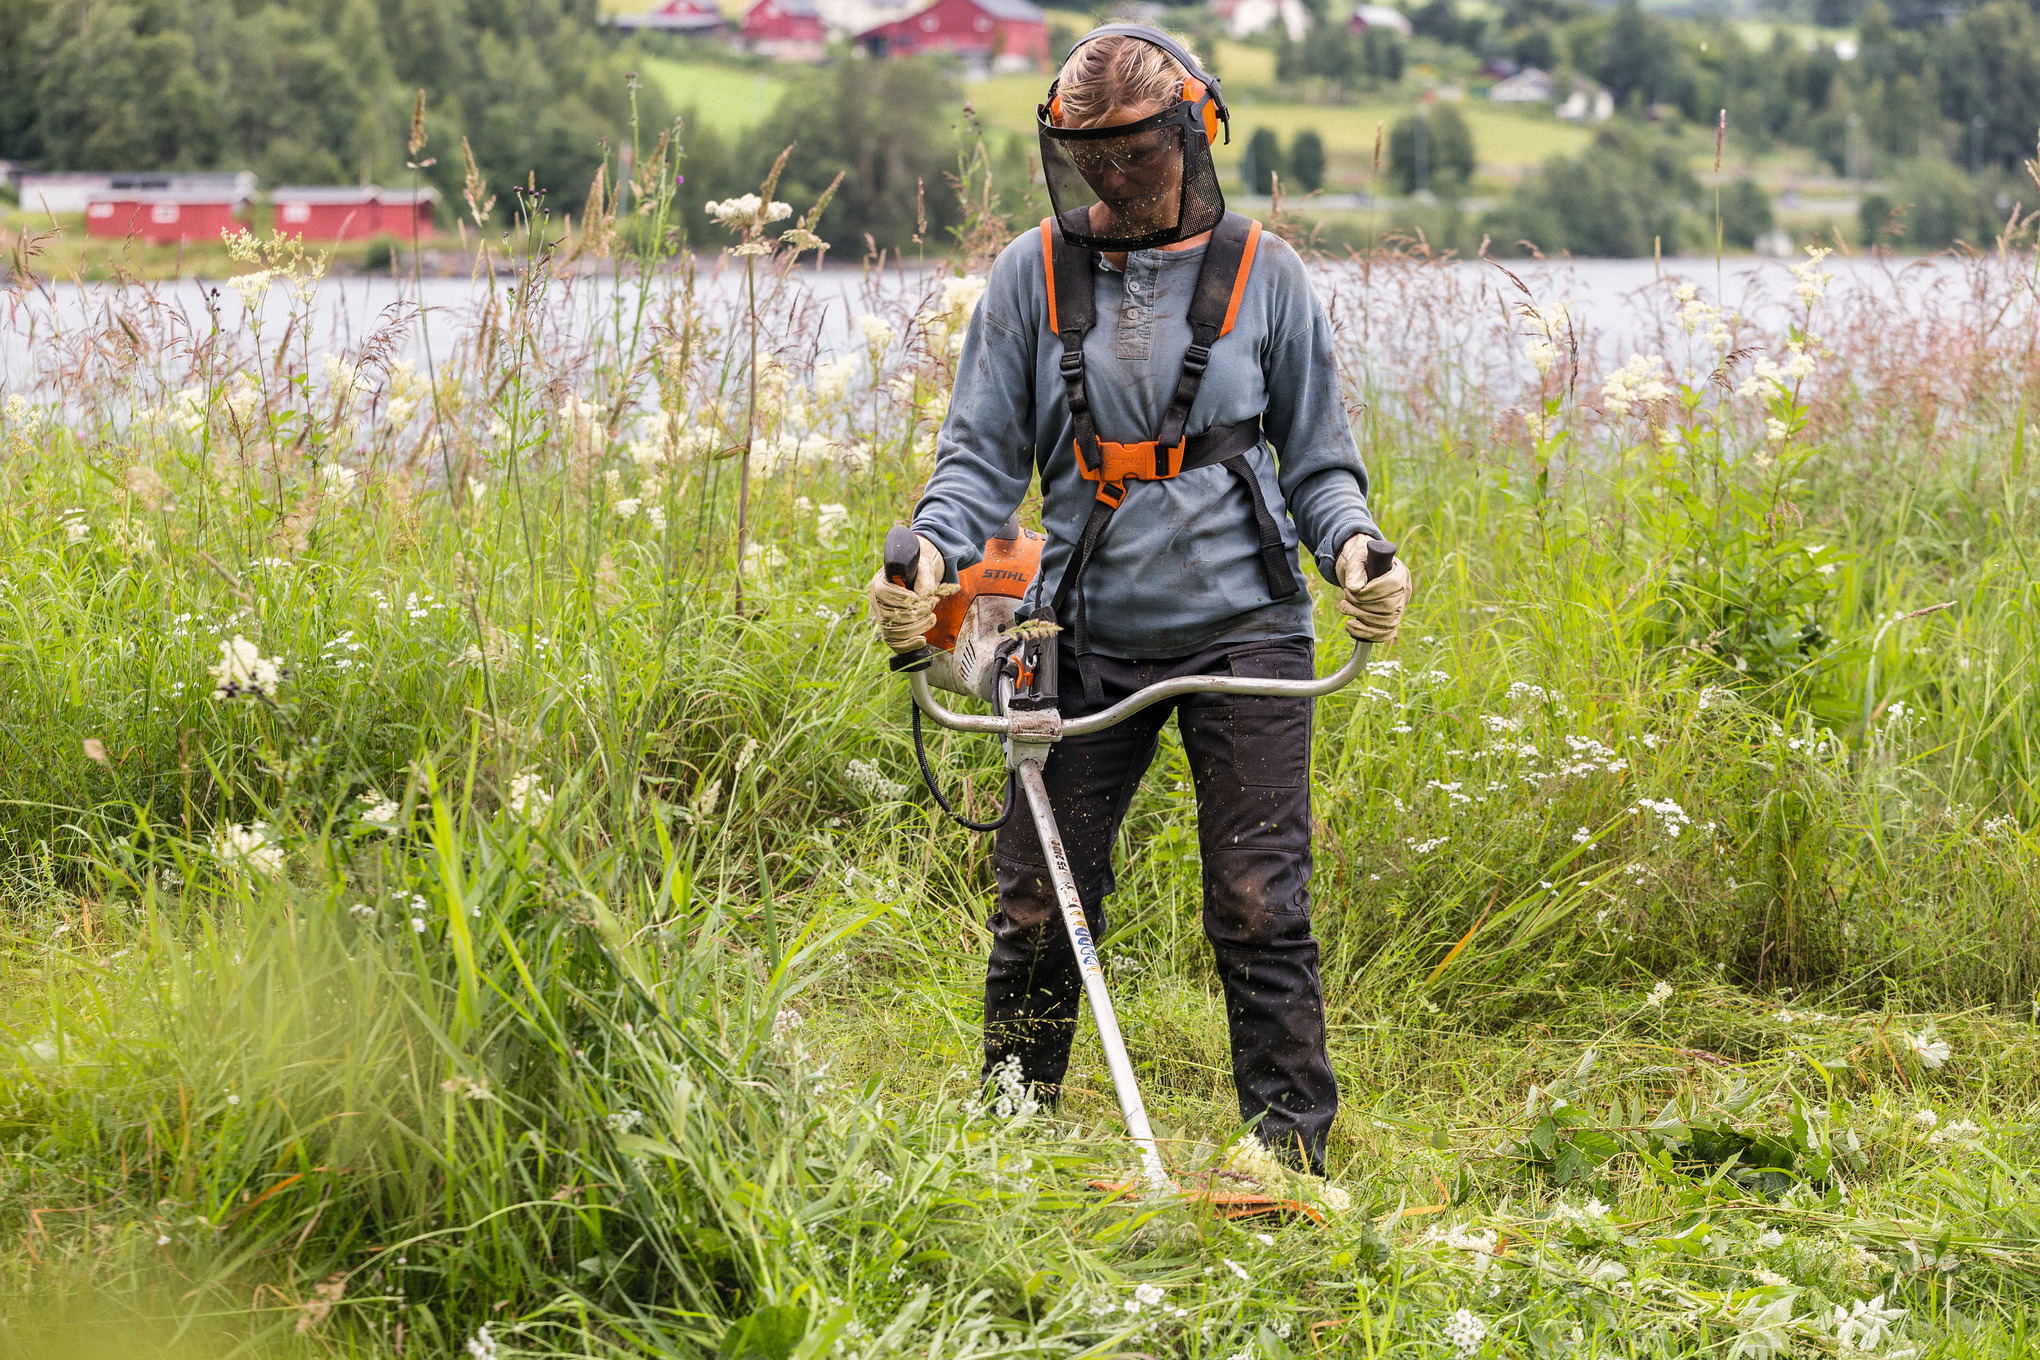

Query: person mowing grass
left=866, top=24, right=1413, bottom=1178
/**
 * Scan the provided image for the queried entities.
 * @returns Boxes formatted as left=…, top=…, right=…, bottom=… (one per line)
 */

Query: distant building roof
left=1349, top=3, right=1411, bottom=33
left=23, top=170, right=256, bottom=214
left=613, top=0, right=727, bottom=29
left=969, top=0, right=1045, bottom=20
left=1487, top=67, right=1551, bottom=102
left=746, top=0, right=821, bottom=16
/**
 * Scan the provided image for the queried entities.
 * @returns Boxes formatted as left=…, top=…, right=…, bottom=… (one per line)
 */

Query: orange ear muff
left=1049, top=92, right=1063, bottom=125
left=1182, top=77, right=1220, bottom=145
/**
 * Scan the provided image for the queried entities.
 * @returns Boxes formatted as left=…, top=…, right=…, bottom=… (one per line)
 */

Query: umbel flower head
left=704, top=194, right=791, bottom=232
left=210, top=635, right=287, bottom=701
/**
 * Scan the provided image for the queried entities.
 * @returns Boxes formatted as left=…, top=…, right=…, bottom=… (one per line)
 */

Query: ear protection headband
left=1042, top=23, right=1231, bottom=147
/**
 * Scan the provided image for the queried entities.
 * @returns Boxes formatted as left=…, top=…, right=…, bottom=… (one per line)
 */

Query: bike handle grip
left=1363, top=537, right=1398, bottom=583
left=881, top=525, right=935, bottom=674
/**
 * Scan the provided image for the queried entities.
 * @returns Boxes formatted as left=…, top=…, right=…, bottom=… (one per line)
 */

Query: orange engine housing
left=925, top=518, right=1043, bottom=653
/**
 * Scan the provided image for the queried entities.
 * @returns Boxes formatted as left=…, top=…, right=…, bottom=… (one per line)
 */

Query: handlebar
left=890, top=530, right=1394, bottom=739
left=908, top=638, right=1375, bottom=737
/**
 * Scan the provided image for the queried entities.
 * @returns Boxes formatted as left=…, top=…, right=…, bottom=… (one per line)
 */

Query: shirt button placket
left=1118, top=255, right=1155, bottom=361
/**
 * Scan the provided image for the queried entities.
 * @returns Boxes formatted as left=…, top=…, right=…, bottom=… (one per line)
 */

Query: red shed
left=377, top=188, right=437, bottom=239
left=858, top=0, right=1047, bottom=71
left=272, top=186, right=439, bottom=241
left=85, top=192, right=243, bottom=244
left=741, top=0, right=827, bottom=58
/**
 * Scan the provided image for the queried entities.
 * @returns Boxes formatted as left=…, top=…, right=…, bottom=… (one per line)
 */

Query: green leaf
left=720, top=1305, right=809, bottom=1360
left=1355, top=1218, right=1394, bottom=1272
left=1429, top=1125, right=1452, bottom=1151
left=1530, top=1116, right=1559, bottom=1159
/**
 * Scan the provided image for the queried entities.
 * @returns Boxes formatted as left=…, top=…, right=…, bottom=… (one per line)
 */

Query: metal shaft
left=1016, top=759, right=1176, bottom=1199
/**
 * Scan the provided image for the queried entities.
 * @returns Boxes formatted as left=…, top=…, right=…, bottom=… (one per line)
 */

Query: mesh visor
left=1037, top=103, right=1224, bottom=251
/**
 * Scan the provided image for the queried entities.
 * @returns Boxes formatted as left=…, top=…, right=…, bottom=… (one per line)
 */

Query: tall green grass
left=1, top=127, right=2038, bottom=1356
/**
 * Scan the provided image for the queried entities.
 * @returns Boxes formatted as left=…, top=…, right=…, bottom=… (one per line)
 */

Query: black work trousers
left=983, top=635, right=1337, bottom=1175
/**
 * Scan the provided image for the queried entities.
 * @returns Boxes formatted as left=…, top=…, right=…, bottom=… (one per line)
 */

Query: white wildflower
left=1222, top=1258, right=1251, bottom=1283
left=1647, top=980, right=1674, bottom=1008
left=1443, top=1308, right=1487, bottom=1357
left=465, top=1325, right=500, bottom=1360
left=1753, top=1268, right=1791, bottom=1288
left=741, top=541, right=787, bottom=578
left=1789, top=245, right=1835, bottom=309
left=358, top=795, right=401, bottom=831
left=704, top=194, right=791, bottom=230
left=214, top=822, right=284, bottom=877
left=815, top=501, right=850, bottom=547
left=319, top=463, right=359, bottom=495
left=1600, top=353, right=1670, bottom=417
left=1572, top=825, right=1592, bottom=844
left=605, top=1108, right=645, bottom=1135
left=209, top=635, right=286, bottom=701
left=919, top=274, right=988, bottom=342
left=506, top=772, right=552, bottom=819
left=1928, top=1119, right=1983, bottom=1146
left=1766, top=417, right=1789, bottom=444
left=846, top=757, right=906, bottom=802
left=814, top=354, right=860, bottom=406
left=859, top=313, right=898, bottom=351
left=1133, top=1282, right=1164, bottom=1308
left=1912, top=1109, right=1938, bottom=1130
left=614, top=497, right=641, bottom=520
left=227, top=271, right=275, bottom=309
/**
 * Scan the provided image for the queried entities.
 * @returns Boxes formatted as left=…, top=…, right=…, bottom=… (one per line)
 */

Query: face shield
left=1037, top=100, right=1225, bottom=252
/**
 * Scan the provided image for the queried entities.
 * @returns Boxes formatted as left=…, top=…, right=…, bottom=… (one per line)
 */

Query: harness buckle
left=1181, top=342, right=1212, bottom=375
left=1058, top=350, right=1086, bottom=380
left=1096, top=479, right=1126, bottom=508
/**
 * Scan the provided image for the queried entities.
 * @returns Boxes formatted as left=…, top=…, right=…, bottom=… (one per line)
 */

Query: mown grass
left=0, top=133, right=2037, bottom=1358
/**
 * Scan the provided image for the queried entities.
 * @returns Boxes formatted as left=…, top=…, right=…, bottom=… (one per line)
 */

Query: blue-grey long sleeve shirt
left=910, top=222, right=1379, bottom=660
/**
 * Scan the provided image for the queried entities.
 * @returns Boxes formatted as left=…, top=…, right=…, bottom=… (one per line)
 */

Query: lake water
left=0, top=250, right=2005, bottom=397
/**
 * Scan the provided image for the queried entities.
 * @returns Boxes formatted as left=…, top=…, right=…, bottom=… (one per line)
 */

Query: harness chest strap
left=1038, top=209, right=1303, bottom=701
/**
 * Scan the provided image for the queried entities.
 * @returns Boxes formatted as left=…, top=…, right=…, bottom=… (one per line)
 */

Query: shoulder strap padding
left=1156, top=211, right=1259, bottom=455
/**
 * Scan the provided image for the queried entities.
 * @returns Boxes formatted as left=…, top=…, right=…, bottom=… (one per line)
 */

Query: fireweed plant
left=1, top=107, right=2039, bottom=1358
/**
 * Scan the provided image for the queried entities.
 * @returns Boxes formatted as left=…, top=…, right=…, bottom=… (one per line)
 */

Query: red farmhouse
left=85, top=192, right=243, bottom=244
left=741, top=0, right=826, bottom=57
left=612, top=0, right=725, bottom=29
left=271, top=186, right=438, bottom=241
left=859, top=0, right=1047, bottom=70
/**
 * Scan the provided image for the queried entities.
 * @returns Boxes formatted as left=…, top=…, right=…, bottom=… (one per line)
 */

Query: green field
left=642, top=58, right=790, bottom=136
left=644, top=50, right=1592, bottom=188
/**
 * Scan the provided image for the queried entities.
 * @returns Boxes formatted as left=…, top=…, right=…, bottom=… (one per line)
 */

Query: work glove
left=1335, top=534, right=1414, bottom=644
left=865, top=532, right=946, bottom=654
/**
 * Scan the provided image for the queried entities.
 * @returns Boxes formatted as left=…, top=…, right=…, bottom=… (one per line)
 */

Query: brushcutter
left=883, top=518, right=1395, bottom=1215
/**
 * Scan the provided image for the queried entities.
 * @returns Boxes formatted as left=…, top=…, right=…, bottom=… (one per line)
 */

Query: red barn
left=613, top=0, right=726, bottom=29
left=85, top=192, right=243, bottom=244
left=272, top=186, right=438, bottom=241
left=741, top=0, right=827, bottom=58
left=859, top=0, right=1047, bottom=70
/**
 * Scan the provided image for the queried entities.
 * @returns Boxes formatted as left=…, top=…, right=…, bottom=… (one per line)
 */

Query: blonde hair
left=1053, top=33, right=1197, bottom=127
